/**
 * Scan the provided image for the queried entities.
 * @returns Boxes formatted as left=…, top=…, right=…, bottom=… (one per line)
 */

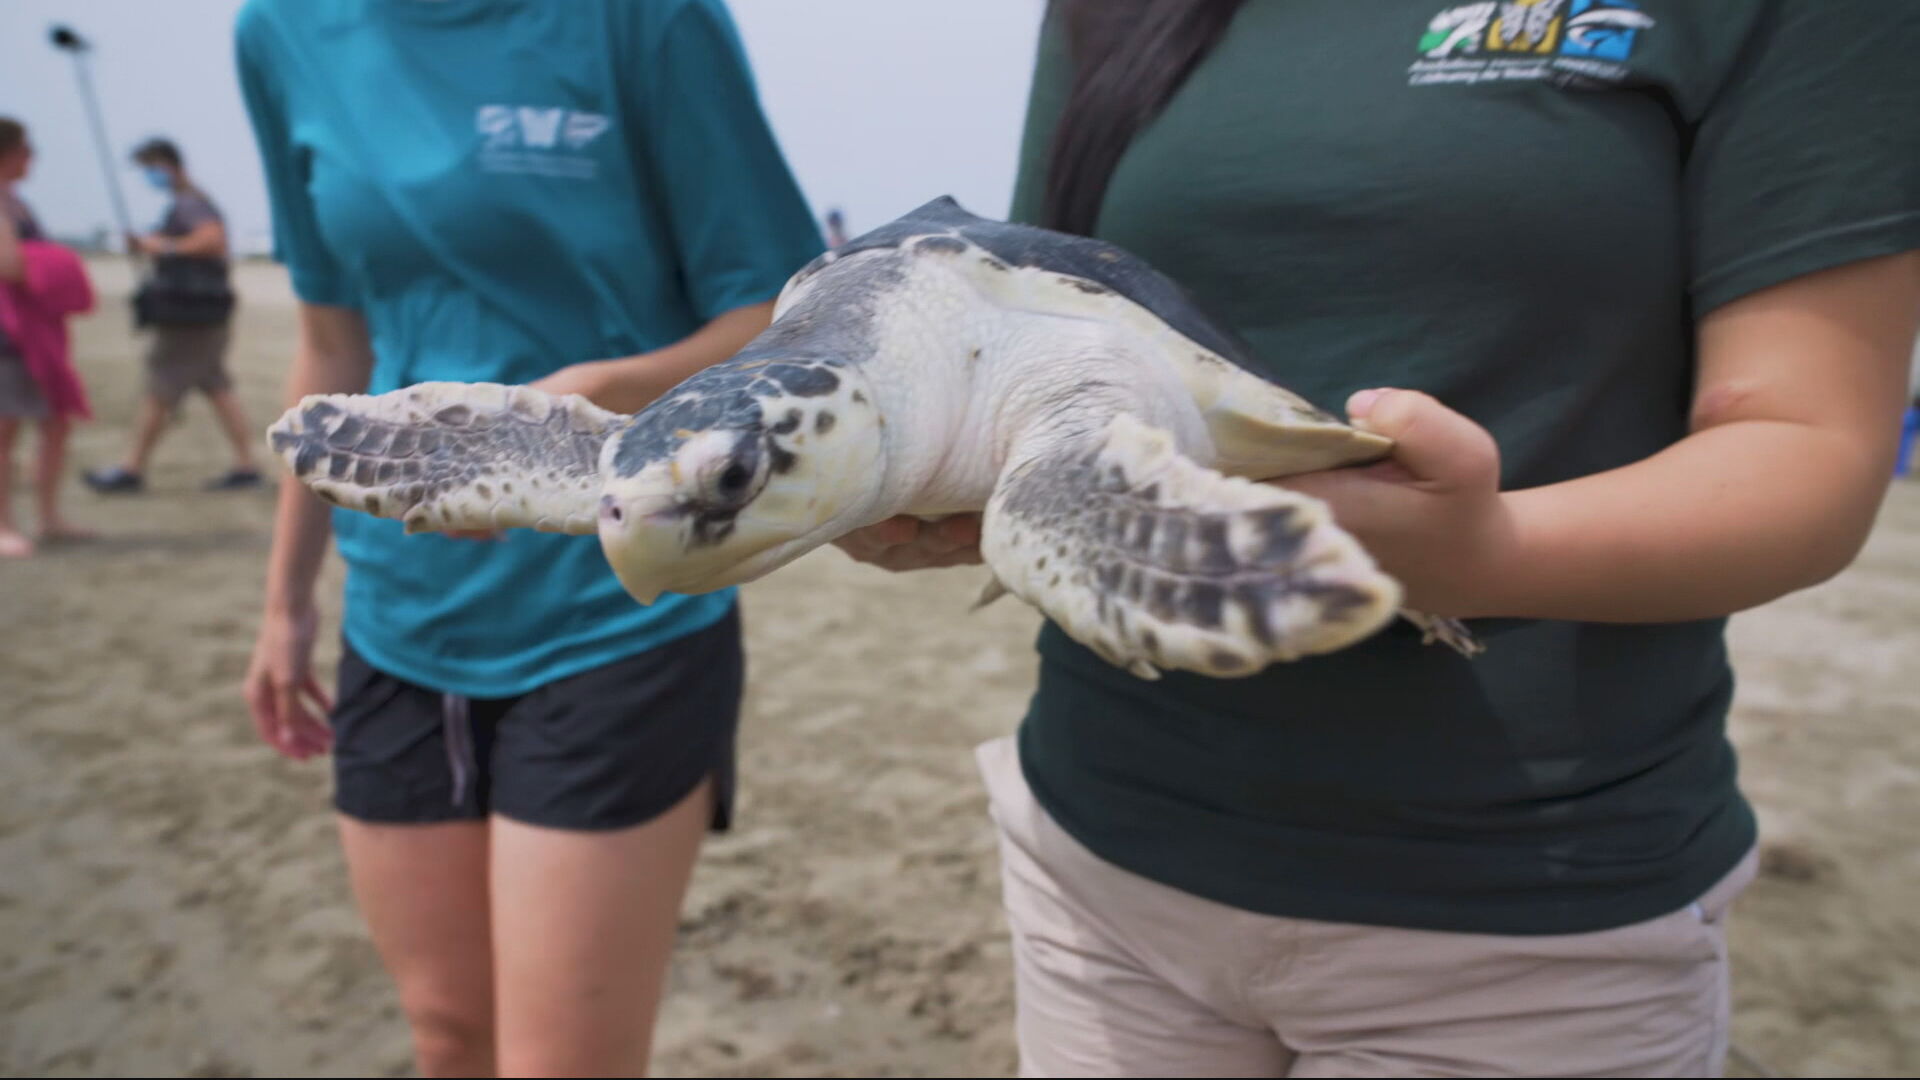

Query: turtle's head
left=594, top=362, right=885, bottom=603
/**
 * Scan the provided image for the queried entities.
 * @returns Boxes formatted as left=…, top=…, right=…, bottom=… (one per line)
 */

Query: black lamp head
left=49, top=25, right=91, bottom=52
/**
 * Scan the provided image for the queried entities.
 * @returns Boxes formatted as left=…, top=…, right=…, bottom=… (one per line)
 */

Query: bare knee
left=498, top=1037, right=654, bottom=1079
left=397, top=988, right=494, bottom=1078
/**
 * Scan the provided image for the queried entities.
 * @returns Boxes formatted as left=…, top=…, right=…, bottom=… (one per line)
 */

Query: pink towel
left=0, top=240, right=94, bottom=420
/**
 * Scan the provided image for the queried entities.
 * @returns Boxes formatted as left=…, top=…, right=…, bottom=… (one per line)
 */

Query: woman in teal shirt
left=234, top=1, right=821, bottom=1073
left=842, top=0, right=1919, bottom=1074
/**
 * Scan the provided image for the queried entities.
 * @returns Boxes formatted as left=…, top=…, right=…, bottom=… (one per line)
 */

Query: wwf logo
left=475, top=106, right=611, bottom=152
left=473, top=106, right=612, bottom=179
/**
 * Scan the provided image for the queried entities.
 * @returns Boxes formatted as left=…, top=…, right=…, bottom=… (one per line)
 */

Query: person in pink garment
left=0, top=117, right=94, bottom=558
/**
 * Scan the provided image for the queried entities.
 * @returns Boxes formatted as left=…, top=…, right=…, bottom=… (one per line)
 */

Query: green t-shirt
left=1011, top=0, right=1920, bottom=934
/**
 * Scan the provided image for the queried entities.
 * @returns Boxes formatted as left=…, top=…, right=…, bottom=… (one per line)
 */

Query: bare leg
left=491, top=779, right=714, bottom=1077
left=121, top=395, right=174, bottom=475
left=338, top=819, right=497, bottom=1078
left=206, top=388, right=260, bottom=472
left=35, top=415, right=91, bottom=540
left=0, top=418, right=30, bottom=557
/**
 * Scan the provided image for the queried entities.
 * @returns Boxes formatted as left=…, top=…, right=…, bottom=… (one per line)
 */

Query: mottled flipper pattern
left=267, top=382, right=625, bottom=535
left=981, top=413, right=1406, bottom=679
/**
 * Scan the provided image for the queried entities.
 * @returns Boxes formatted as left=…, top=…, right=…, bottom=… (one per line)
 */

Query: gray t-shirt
left=159, top=189, right=229, bottom=274
left=162, top=189, right=222, bottom=238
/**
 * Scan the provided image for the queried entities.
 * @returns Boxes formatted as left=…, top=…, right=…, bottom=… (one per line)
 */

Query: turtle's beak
left=601, top=495, right=667, bottom=604
left=595, top=453, right=781, bottom=604
left=594, top=476, right=689, bottom=606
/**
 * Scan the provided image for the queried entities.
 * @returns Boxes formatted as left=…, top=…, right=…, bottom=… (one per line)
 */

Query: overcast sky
left=0, top=0, right=1046, bottom=252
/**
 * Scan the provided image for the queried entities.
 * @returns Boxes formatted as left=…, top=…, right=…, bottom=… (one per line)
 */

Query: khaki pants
left=976, top=735, right=1758, bottom=1079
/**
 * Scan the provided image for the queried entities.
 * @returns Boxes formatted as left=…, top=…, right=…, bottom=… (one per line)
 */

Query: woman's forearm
left=1473, top=417, right=1897, bottom=622
left=263, top=471, right=337, bottom=616
left=1284, top=253, right=1920, bottom=626
left=1484, top=256, right=1920, bottom=623
left=263, top=305, right=375, bottom=616
left=572, top=300, right=776, bottom=413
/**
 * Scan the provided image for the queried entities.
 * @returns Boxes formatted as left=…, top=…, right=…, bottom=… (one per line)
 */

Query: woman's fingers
left=869, top=516, right=921, bottom=546
left=245, top=665, right=331, bottom=760
left=833, top=516, right=921, bottom=562
left=834, top=515, right=985, bottom=571
left=272, top=678, right=303, bottom=753
left=245, top=671, right=290, bottom=756
left=924, top=514, right=983, bottom=552
left=1347, top=388, right=1501, bottom=491
left=302, top=673, right=335, bottom=715
left=295, top=674, right=335, bottom=755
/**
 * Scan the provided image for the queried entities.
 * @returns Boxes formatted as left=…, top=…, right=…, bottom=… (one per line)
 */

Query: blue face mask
left=140, top=166, right=172, bottom=192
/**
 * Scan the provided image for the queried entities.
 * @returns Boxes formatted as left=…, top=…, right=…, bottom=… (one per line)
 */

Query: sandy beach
left=2, top=259, right=1916, bottom=1077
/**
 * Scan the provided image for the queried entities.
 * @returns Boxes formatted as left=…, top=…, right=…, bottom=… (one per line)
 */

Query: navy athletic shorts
left=327, top=606, right=743, bottom=832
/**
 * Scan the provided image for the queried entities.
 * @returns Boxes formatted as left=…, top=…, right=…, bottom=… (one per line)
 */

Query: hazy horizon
left=1, top=1, right=1046, bottom=253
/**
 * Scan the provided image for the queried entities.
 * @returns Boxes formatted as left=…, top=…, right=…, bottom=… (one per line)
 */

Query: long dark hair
left=1041, top=0, right=1246, bottom=237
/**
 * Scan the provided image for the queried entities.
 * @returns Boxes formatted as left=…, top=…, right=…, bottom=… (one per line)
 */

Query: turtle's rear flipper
left=1403, top=610, right=1484, bottom=657
left=267, top=383, right=624, bottom=535
left=981, top=413, right=1405, bottom=679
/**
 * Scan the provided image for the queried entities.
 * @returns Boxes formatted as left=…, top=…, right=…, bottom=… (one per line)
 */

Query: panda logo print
left=475, top=105, right=612, bottom=179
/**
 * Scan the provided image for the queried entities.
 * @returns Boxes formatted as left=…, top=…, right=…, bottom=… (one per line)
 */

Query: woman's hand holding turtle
left=834, top=514, right=985, bottom=572
left=1276, top=388, right=1515, bottom=618
left=831, top=390, right=1509, bottom=597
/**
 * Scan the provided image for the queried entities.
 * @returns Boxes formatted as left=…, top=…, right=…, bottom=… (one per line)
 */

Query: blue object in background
left=1897, top=406, right=1920, bottom=478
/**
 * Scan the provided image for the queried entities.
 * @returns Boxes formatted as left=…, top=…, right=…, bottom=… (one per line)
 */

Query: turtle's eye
left=696, top=439, right=766, bottom=509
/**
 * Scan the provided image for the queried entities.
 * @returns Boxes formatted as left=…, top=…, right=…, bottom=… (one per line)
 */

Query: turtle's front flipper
left=268, top=382, right=625, bottom=535
left=980, top=413, right=1404, bottom=679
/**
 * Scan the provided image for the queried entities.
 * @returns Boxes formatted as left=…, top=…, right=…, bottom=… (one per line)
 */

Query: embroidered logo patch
left=1411, top=0, right=1653, bottom=87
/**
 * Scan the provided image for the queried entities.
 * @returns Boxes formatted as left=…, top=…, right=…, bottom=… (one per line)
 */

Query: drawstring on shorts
left=441, top=692, right=477, bottom=809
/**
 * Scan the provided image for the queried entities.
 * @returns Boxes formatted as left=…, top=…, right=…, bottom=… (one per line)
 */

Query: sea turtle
left=267, top=196, right=1480, bottom=679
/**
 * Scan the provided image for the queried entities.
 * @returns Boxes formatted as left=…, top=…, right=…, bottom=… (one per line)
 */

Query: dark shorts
left=329, top=607, right=744, bottom=832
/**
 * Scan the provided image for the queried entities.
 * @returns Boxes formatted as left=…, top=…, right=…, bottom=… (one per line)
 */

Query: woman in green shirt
left=840, top=1, right=1919, bottom=1074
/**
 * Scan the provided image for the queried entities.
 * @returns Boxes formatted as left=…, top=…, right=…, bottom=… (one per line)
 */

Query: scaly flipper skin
left=267, top=382, right=625, bottom=535
left=1176, top=362, right=1485, bottom=658
left=980, top=413, right=1405, bottom=679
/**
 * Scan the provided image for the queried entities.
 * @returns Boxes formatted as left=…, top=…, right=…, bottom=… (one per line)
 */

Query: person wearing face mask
left=85, top=137, right=259, bottom=494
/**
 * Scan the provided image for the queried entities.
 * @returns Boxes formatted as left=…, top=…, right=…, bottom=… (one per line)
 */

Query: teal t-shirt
left=236, top=0, right=824, bottom=697
left=1010, top=0, right=1920, bottom=934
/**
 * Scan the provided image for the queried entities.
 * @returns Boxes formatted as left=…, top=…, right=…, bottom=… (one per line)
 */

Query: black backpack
left=133, top=254, right=236, bottom=327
